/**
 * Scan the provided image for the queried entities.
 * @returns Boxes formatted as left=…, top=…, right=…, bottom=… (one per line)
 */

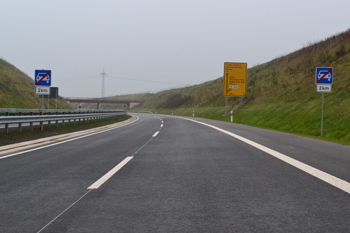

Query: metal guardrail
left=0, top=109, right=127, bottom=134
left=128, top=110, right=153, bottom=114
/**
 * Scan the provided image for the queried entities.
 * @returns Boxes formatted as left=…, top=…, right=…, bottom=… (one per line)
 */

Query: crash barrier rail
left=128, top=110, right=153, bottom=114
left=0, top=109, right=128, bottom=134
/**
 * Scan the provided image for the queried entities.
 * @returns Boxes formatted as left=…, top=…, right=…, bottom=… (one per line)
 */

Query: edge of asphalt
left=0, top=116, right=138, bottom=156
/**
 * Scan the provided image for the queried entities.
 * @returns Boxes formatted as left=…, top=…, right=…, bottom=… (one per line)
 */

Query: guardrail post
left=48, top=112, right=51, bottom=129
left=5, top=112, right=9, bottom=134
left=30, top=112, right=33, bottom=131
left=18, top=112, right=23, bottom=132
left=40, top=111, right=44, bottom=131
left=62, top=112, right=65, bottom=126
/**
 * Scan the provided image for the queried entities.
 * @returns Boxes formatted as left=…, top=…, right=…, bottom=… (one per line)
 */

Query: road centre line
left=180, top=117, right=350, bottom=194
left=89, top=128, right=160, bottom=189
left=37, top=189, right=92, bottom=233
left=0, top=116, right=139, bottom=160
left=39, top=122, right=158, bottom=230
left=153, top=131, right=159, bottom=137
left=88, top=156, right=134, bottom=189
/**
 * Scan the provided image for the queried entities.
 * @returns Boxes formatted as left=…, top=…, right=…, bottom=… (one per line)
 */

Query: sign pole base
left=321, top=93, right=324, bottom=136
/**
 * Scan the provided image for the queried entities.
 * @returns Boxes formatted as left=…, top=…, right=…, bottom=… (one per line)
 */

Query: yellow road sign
left=223, top=62, right=247, bottom=97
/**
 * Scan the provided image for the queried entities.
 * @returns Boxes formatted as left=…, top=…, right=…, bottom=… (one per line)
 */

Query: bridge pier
left=97, top=102, right=100, bottom=110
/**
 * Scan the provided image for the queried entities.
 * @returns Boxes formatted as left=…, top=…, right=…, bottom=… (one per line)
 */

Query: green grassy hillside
left=132, top=29, right=350, bottom=144
left=0, top=59, right=71, bottom=109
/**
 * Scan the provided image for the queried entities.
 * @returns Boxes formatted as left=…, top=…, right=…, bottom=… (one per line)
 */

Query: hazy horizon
left=1, top=0, right=349, bottom=97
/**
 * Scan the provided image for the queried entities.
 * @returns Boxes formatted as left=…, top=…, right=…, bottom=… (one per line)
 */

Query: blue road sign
left=316, top=67, right=333, bottom=84
left=35, top=70, right=51, bottom=86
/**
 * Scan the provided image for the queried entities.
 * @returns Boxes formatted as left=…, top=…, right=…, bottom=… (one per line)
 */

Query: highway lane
left=1, top=113, right=350, bottom=232
left=181, top=116, right=350, bottom=184
left=0, top=114, right=160, bottom=232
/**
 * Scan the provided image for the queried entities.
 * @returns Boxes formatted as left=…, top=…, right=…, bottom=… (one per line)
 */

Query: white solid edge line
left=0, top=116, right=139, bottom=160
left=88, top=156, right=133, bottom=190
left=153, top=131, right=159, bottom=137
left=178, top=117, right=350, bottom=194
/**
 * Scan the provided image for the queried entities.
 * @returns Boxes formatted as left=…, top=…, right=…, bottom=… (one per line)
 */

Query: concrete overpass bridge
left=64, top=97, right=143, bottom=110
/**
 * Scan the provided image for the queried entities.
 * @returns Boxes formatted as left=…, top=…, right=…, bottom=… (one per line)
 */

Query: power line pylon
left=101, top=69, right=107, bottom=98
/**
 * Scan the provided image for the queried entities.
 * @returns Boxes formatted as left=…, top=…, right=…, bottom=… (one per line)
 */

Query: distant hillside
left=131, top=29, right=350, bottom=144
left=0, top=59, right=71, bottom=109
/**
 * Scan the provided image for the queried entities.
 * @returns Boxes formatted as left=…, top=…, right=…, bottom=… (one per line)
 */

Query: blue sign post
left=315, top=67, right=333, bottom=136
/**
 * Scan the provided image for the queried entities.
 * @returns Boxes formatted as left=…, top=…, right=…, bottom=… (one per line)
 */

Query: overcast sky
left=1, top=0, right=349, bottom=97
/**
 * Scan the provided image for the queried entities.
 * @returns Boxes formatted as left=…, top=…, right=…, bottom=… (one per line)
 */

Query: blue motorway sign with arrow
left=316, top=67, right=333, bottom=84
left=35, top=70, right=51, bottom=86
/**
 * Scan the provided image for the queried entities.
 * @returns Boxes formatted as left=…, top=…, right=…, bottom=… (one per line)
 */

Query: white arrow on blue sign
left=35, top=70, right=52, bottom=86
left=316, top=67, right=333, bottom=84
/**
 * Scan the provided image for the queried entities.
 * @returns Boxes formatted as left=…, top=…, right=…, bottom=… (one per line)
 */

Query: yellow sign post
left=223, top=62, right=247, bottom=97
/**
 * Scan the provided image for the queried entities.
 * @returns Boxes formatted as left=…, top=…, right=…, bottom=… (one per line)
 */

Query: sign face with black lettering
left=223, top=62, right=247, bottom=97
left=317, top=84, right=332, bottom=93
left=36, top=86, right=50, bottom=95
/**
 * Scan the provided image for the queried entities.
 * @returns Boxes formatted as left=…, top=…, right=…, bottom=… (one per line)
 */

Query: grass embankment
left=0, top=58, right=71, bottom=109
left=0, top=115, right=131, bottom=146
left=131, top=29, right=350, bottom=145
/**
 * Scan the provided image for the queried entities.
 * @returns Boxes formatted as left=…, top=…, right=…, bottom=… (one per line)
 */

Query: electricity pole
left=101, top=69, right=106, bottom=98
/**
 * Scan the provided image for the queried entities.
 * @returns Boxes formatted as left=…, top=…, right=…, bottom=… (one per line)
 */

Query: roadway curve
left=1, top=113, right=350, bottom=232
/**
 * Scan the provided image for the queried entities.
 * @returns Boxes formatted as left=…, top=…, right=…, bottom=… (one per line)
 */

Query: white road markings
left=5, top=114, right=165, bottom=232
left=37, top=118, right=160, bottom=231
left=183, top=117, right=350, bottom=194
left=89, top=129, right=162, bottom=190
left=89, top=128, right=161, bottom=190
left=37, top=190, right=92, bottom=233
left=153, top=131, right=159, bottom=137
left=0, top=116, right=139, bottom=160
left=88, top=156, right=134, bottom=190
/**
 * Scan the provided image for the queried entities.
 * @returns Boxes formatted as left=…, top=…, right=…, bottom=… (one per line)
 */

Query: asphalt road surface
left=1, top=113, right=350, bottom=233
